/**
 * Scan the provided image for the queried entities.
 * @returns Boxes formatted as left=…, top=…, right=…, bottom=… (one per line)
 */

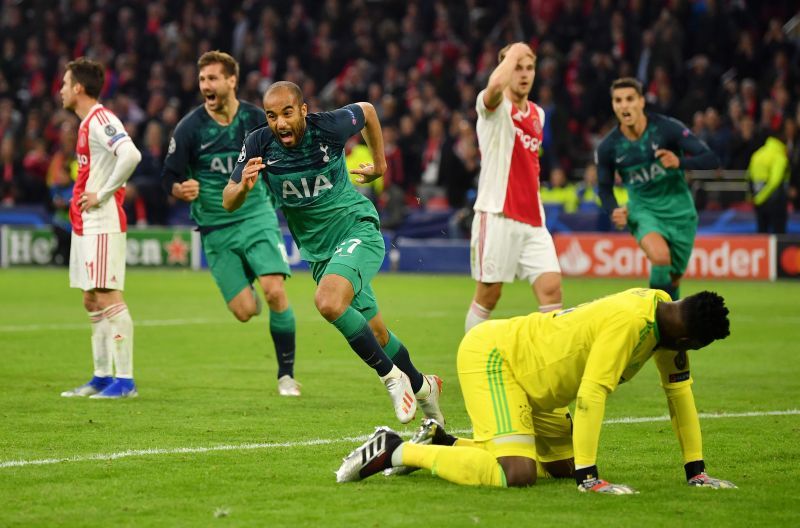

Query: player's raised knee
left=314, top=291, right=347, bottom=321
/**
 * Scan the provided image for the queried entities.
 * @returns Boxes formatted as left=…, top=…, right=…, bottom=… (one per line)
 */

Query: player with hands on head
left=466, top=41, right=563, bottom=334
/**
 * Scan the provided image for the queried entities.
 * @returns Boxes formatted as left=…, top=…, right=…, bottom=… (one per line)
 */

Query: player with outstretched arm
left=223, top=82, right=443, bottom=425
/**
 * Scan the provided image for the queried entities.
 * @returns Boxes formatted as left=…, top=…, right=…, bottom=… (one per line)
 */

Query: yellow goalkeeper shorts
left=457, top=324, right=574, bottom=463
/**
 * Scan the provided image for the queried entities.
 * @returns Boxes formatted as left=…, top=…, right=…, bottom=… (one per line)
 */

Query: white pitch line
left=604, top=409, right=800, bottom=424
left=0, top=312, right=454, bottom=333
left=0, top=318, right=232, bottom=333
left=1, top=409, right=797, bottom=470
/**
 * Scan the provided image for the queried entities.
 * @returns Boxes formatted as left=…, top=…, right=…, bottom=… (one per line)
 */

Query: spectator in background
left=440, top=113, right=479, bottom=210
left=786, top=113, right=800, bottom=211
left=740, top=79, right=759, bottom=119
left=0, top=0, right=796, bottom=227
left=48, top=155, right=74, bottom=266
left=380, top=124, right=407, bottom=229
left=748, top=130, right=790, bottom=234
left=45, top=120, right=78, bottom=263
left=704, top=107, right=732, bottom=168
left=577, top=163, right=601, bottom=211
left=576, top=163, right=627, bottom=231
left=729, top=115, right=762, bottom=170
left=397, top=114, right=423, bottom=201
left=1, top=134, right=22, bottom=204
left=125, top=121, right=168, bottom=225
left=20, top=137, right=50, bottom=204
left=537, top=83, right=569, bottom=177
left=345, top=135, right=377, bottom=200
left=419, top=116, right=445, bottom=189
left=540, top=166, right=579, bottom=214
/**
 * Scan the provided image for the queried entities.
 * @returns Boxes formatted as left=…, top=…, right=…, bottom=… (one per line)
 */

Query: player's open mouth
left=205, top=94, right=217, bottom=104
left=278, top=130, right=293, bottom=144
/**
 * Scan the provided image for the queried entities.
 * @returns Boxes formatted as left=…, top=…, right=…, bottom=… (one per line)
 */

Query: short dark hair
left=610, top=77, right=643, bottom=96
left=265, top=81, right=304, bottom=105
left=681, top=291, right=730, bottom=348
left=197, top=50, right=240, bottom=81
left=66, top=58, right=104, bottom=99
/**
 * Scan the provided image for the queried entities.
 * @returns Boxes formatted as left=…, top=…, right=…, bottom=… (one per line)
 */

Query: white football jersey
left=69, top=104, right=132, bottom=235
left=473, top=90, right=547, bottom=227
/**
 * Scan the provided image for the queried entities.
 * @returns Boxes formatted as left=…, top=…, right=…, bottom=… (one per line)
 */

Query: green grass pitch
left=1, top=268, right=799, bottom=527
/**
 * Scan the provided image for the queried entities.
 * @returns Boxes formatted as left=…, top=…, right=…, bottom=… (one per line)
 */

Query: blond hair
left=498, top=43, right=536, bottom=66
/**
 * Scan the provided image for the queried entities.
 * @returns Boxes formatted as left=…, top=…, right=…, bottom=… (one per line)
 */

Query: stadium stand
left=0, top=0, right=798, bottom=234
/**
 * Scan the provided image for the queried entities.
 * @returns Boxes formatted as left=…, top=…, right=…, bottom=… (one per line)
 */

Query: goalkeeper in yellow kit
left=337, top=288, right=737, bottom=494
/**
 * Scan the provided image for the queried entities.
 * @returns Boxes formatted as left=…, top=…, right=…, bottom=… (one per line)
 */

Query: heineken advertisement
left=0, top=226, right=200, bottom=268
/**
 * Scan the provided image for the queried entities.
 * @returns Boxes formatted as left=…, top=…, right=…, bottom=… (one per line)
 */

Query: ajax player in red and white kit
left=466, top=43, right=563, bottom=332
left=59, top=58, right=142, bottom=399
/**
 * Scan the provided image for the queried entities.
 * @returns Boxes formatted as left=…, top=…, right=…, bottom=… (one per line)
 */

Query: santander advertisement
left=554, top=234, right=773, bottom=280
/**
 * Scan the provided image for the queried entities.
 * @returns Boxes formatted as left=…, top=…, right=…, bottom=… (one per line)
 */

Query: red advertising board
left=776, top=235, right=800, bottom=279
left=553, top=234, right=773, bottom=280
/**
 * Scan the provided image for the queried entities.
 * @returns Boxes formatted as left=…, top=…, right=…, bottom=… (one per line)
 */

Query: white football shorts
left=470, top=211, right=560, bottom=284
left=69, top=231, right=127, bottom=291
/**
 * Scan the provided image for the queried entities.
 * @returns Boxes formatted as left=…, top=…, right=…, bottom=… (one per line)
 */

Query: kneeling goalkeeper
left=337, top=288, right=736, bottom=494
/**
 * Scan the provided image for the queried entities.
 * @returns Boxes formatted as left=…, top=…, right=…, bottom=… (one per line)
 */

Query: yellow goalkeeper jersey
left=496, top=288, right=692, bottom=412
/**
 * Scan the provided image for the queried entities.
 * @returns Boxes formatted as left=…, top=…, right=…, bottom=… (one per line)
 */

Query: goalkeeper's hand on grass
left=578, top=477, right=638, bottom=494
left=575, top=466, right=637, bottom=494
left=687, top=473, right=737, bottom=489
left=684, top=461, right=736, bottom=489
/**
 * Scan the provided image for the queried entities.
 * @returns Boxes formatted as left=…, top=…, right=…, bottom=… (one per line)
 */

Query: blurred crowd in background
left=0, top=0, right=799, bottom=229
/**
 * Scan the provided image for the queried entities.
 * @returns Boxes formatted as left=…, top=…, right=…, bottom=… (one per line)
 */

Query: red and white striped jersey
left=69, top=104, right=132, bottom=235
left=474, top=90, right=546, bottom=227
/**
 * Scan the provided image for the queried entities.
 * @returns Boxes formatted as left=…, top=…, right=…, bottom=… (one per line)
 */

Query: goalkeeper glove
left=687, top=473, right=737, bottom=489
left=575, top=465, right=638, bottom=494
left=684, top=460, right=736, bottom=488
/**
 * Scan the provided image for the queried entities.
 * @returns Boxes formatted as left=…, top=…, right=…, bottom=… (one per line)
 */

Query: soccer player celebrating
left=59, top=58, right=142, bottom=399
left=596, top=78, right=720, bottom=299
left=465, top=42, right=563, bottom=333
left=223, top=82, right=443, bottom=424
left=162, top=51, right=301, bottom=397
left=337, top=288, right=736, bottom=494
